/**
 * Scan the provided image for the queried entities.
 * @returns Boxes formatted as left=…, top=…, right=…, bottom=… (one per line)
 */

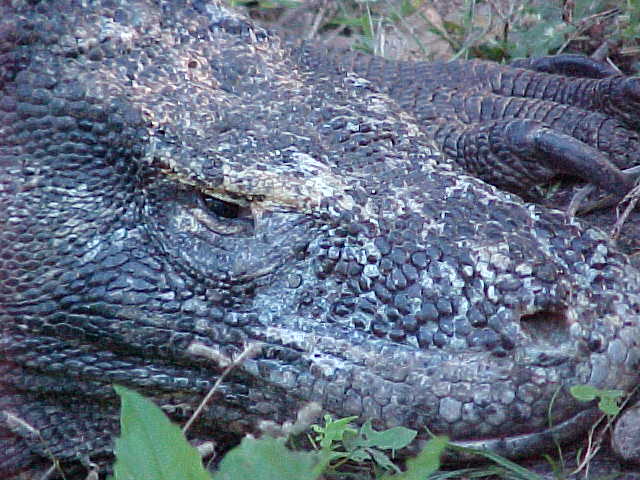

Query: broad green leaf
left=213, top=436, right=327, bottom=480
left=360, top=421, right=417, bottom=450
left=601, top=389, right=624, bottom=400
left=570, top=385, right=599, bottom=402
left=113, top=385, right=211, bottom=480
left=571, top=386, right=624, bottom=415
left=599, top=389, right=624, bottom=415
left=380, top=436, right=448, bottom=480
left=598, top=397, right=621, bottom=416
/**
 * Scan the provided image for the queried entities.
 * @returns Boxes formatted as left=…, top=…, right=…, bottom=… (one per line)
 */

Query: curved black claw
left=510, top=54, right=619, bottom=78
left=569, top=165, right=640, bottom=216
left=506, top=120, right=633, bottom=196
left=338, top=50, right=639, bottom=197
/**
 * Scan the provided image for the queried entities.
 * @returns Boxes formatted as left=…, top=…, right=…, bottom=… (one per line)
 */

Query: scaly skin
left=1, top=1, right=640, bottom=476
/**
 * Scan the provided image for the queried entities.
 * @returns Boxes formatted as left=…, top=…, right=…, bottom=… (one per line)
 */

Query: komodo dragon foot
left=323, top=50, right=640, bottom=197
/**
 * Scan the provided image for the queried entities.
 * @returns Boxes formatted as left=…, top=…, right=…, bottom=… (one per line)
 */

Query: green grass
left=232, top=0, right=640, bottom=70
left=104, top=383, right=630, bottom=480
left=109, top=385, right=445, bottom=480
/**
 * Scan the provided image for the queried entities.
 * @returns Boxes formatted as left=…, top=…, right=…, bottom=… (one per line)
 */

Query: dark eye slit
left=201, top=192, right=241, bottom=219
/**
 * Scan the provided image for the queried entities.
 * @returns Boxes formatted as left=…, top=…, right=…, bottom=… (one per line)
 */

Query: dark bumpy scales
left=1, top=0, right=640, bottom=476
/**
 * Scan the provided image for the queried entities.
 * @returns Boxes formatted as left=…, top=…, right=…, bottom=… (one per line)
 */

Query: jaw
left=238, top=249, right=640, bottom=450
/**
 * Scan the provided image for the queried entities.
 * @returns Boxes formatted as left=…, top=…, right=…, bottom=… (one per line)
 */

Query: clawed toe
left=510, top=53, right=620, bottom=78
left=568, top=165, right=640, bottom=218
left=527, top=124, right=633, bottom=196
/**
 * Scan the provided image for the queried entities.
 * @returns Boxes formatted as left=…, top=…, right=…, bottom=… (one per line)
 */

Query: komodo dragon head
left=1, top=0, right=640, bottom=475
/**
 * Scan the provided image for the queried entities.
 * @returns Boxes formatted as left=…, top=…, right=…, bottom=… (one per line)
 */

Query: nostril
left=520, top=306, right=569, bottom=344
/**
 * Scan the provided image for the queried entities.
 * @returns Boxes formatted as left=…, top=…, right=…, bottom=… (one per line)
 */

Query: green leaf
left=598, top=397, right=621, bottom=416
left=571, top=386, right=624, bottom=415
left=601, top=389, right=625, bottom=400
left=368, top=448, right=399, bottom=473
left=380, top=436, right=448, bottom=480
left=317, top=415, right=358, bottom=450
left=112, top=385, right=211, bottom=480
left=340, top=427, right=359, bottom=451
left=360, top=421, right=417, bottom=450
left=348, top=448, right=372, bottom=463
left=213, top=436, right=326, bottom=480
left=570, top=385, right=599, bottom=402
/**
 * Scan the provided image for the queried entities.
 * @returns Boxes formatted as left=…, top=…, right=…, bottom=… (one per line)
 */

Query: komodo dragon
left=2, top=0, right=640, bottom=477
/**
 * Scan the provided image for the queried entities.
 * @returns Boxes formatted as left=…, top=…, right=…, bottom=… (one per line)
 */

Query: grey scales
left=1, top=0, right=640, bottom=477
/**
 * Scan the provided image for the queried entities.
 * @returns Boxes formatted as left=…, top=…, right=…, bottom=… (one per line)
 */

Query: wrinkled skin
left=1, top=0, right=640, bottom=476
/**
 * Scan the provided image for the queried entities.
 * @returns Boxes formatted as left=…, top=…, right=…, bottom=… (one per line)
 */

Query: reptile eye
left=201, top=193, right=240, bottom=219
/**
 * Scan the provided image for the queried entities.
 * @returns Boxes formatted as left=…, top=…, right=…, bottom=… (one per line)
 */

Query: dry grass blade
left=571, top=384, right=640, bottom=477
left=183, top=343, right=263, bottom=434
left=2, top=412, right=66, bottom=480
left=612, top=182, right=640, bottom=240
